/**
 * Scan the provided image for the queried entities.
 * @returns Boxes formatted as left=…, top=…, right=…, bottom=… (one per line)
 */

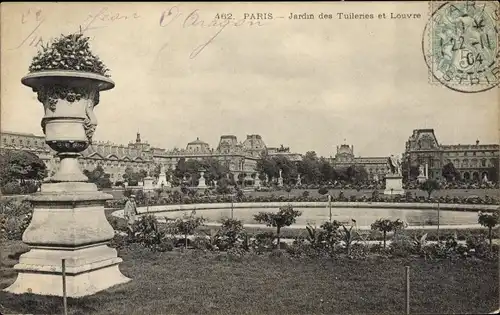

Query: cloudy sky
left=1, top=2, right=498, bottom=158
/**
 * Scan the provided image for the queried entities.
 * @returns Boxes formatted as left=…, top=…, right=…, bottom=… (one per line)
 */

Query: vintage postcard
left=0, top=1, right=499, bottom=315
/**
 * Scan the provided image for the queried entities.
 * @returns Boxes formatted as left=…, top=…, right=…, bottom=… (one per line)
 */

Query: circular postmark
left=423, top=1, right=500, bottom=93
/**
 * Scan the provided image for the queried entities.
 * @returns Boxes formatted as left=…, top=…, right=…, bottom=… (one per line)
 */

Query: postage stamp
left=423, top=1, right=500, bottom=93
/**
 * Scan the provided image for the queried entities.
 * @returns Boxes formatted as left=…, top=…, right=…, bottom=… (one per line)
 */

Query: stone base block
left=384, top=175, right=405, bottom=195
left=3, top=245, right=131, bottom=297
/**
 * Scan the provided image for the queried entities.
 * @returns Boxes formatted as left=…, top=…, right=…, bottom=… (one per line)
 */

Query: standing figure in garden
left=124, top=195, right=138, bottom=237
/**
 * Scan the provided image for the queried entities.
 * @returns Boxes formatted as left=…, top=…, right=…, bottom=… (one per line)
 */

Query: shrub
left=131, top=215, right=173, bottom=252
left=191, top=236, right=215, bottom=251
left=1, top=181, right=23, bottom=195
left=213, top=218, right=247, bottom=251
left=349, top=243, right=370, bottom=259
left=0, top=199, right=33, bottom=240
left=318, top=186, right=329, bottom=195
left=251, top=231, right=275, bottom=254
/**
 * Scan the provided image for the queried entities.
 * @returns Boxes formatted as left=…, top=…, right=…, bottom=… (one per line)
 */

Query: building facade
left=404, top=129, right=499, bottom=182
left=1, top=131, right=301, bottom=183
left=330, top=144, right=388, bottom=181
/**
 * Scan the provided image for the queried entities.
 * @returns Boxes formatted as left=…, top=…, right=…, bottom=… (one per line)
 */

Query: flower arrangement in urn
left=28, top=33, right=110, bottom=77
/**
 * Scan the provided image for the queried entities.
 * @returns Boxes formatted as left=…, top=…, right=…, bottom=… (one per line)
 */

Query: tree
left=319, top=158, right=335, bottom=183
left=401, top=157, right=420, bottom=182
left=174, top=214, right=205, bottom=248
left=253, top=205, right=302, bottom=249
left=419, top=179, right=440, bottom=199
left=442, top=162, right=460, bottom=182
left=0, top=150, right=47, bottom=186
left=478, top=212, right=499, bottom=250
left=216, top=177, right=231, bottom=195
left=346, top=165, right=368, bottom=183
left=84, top=165, right=112, bottom=189
left=297, top=151, right=322, bottom=184
left=370, top=218, right=407, bottom=249
left=256, top=156, right=278, bottom=182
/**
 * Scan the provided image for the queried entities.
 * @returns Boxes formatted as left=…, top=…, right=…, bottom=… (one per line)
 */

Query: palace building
left=330, top=144, right=388, bottom=181
left=0, top=131, right=302, bottom=183
left=404, top=129, right=499, bottom=182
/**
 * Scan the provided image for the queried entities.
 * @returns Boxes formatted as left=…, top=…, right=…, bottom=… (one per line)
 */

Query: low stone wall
left=135, top=201, right=500, bottom=214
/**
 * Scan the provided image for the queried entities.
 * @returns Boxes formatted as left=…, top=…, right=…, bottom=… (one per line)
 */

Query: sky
left=1, top=2, right=498, bottom=158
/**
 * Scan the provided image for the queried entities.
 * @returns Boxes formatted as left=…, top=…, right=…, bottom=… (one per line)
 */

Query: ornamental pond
left=127, top=202, right=499, bottom=228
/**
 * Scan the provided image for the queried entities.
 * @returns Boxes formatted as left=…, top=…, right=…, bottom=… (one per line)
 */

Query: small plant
left=339, top=221, right=356, bottom=255
left=370, top=218, right=407, bottom=249
left=174, top=213, right=205, bottom=248
left=478, top=212, right=499, bottom=250
left=214, top=218, right=247, bottom=251
left=253, top=205, right=302, bottom=249
left=251, top=231, right=275, bottom=254
left=131, top=215, right=172, bottom=252
left=29, top=33, right=110, bottom=76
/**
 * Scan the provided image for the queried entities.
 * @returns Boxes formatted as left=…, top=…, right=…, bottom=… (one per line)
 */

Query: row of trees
left=257, top=152, right=370, bottom=185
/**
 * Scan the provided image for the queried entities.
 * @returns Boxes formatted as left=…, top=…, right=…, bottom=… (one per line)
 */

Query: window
left=482, top=160, right=486, bottom=167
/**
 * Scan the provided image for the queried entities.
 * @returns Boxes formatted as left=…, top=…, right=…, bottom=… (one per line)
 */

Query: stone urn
left=4, top=70, right=130, bottom=297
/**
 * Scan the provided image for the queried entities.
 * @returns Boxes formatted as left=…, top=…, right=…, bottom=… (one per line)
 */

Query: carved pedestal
left=143, top=176, right=155, bottom=190
left=4, top=71, right=130, bottom=297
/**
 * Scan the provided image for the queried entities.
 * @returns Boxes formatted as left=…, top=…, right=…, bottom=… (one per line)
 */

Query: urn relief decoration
left=4, top=33, right=130, bottom=297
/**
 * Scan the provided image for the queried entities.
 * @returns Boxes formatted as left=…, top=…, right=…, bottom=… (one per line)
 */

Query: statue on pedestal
left=384, top=154, right=404, bottom=195
left=387, top=155, right=402, bottom=176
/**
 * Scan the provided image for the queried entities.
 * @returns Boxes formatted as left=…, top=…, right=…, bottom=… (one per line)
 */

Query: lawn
left=0, top=240, right=498, bottom=315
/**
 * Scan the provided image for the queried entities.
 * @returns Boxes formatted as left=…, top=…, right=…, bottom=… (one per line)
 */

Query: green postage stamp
left=423, top=1, right=500, bottom=93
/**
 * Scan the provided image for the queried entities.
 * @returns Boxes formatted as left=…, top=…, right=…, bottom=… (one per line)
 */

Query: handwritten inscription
left=159, top=6, right=266, bottom=59
left=11, top=7, right=140, bottom=50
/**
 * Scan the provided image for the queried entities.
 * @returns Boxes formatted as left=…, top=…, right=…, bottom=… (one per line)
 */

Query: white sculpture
left=419, top=165, right=425, bottom=177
